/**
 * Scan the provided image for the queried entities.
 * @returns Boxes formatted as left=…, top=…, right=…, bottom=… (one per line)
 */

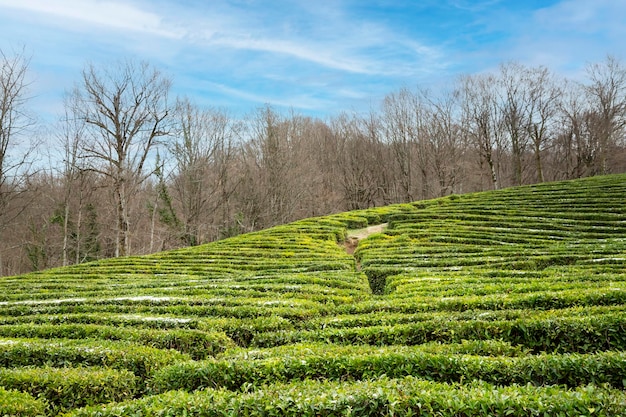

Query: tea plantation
left=1, top=174, right=625, bottom=416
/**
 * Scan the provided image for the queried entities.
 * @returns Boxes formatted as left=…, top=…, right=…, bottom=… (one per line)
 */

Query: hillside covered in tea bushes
left=0, top=174, right=625, bottom=416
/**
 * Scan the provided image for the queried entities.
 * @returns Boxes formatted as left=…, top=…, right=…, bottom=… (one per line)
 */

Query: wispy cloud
left=1, top=0, right=441, bottom=77
left=196, top=80, right=334, bottom=111
left=1, top=0, right=623, bottom=118
left=448, top=0, right=503, bottom=13
left=175, top=2, right=443, bottom=77
left=206, top=35, right=375, bottom=75
left=503, top=0, right=626, bottom=76
left=534, top=0, right=626, bottom=37
left=0, top=0, right=183, bottom=38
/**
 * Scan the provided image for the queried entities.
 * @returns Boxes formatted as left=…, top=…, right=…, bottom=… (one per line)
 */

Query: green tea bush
left=251, top=313, right=626, bottom=352
left=0, top=326, right=234, bottom=359
left=328, top=214, right=369, bottom=229
left=0, top=339, right=189, bottom=378
left=0, top=366, right=136, bottom=413
left=219, top=340, right=529, bottom=362
left=150, top=348, right=626, bottom=393
left=0, top=387, right=47, bottom=416
left=361, top=267, right=398, bottom=295
left=136, top=329, right=236, bottom=359
left=67, top=377, right=626, bottom=417
left=0, top=174, right=624, bottom=415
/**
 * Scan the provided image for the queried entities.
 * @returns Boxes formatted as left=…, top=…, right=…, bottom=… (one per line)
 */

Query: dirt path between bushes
left=343, top=223, right=388, bottom=255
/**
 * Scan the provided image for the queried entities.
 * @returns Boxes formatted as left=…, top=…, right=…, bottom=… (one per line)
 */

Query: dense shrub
left=0, top=367, right=136, bottom=413
left=0, top=327, right=234, bottom=360
left=1, top=174, right=625, bottom=415
left=0, top=387, right=47, bottom=417
left=0, top=339, right=189, bottom=379
left=68, top=377, right=626, bottom=417
left=251, top=313, right=626, bottom=352
left=150, top=348, right=626, bottom=393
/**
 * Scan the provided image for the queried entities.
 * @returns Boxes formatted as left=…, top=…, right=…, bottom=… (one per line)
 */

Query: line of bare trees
left=1, top=49, right=625, bottom=276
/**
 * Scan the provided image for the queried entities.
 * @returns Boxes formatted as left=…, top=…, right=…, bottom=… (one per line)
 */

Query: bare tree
left=381, top=88, right=421, bottom=201
left=583, top=56, right=626, bottom=175
left=295, top=118, right=344, bottom=215
left=165, top=98, right=241, bottom=245
left=423, top=89, right=467, bottom=196
left=458, top=73, right=504, bottom=190
left=56, top=93, right=103, bottom=266
left=558, top=79, right=605, bottom=179
left=526, top=66, right=561, bottom=183
left=498, top=62, right=533, bottom=186
left=57, top=97, right=84, bottom=266
left=331, top=112, right=388, bottom=210
left=0, top=48, right=37, bottom=274
left=71, top=59, right=171, bottom=257
left=240, top=105, right=311, bottom=228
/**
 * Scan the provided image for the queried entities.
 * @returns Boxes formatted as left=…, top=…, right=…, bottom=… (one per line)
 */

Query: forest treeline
left=1, top=49, right=625, bottom=276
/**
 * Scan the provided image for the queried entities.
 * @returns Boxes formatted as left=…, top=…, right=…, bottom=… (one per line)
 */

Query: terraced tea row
left=69, top=378, right=626, bottom=417
left=0, top=174, right=624, bottom=415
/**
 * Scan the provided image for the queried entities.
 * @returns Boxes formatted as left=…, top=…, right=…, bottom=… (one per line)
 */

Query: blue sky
left=1, top=0, right=625, bottom=120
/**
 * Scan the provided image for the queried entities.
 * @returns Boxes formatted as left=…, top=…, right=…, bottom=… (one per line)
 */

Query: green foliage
left=0, top=387, right=47, bottom=417
left=0, top=338, right=189, bottom=379
left=152, top=154, right=185, bottom=243
left=140, top=329, right=236, bottom=359
left=24, top=219, right=49, bottom=272
left=50, top=202, right=101, bottom=265
left=251, top=312, right=626, bottom=352
left=0, top=366, right=136, bottom=413
left=66, top=377, right=626, bottom=417
left=75, top=203, right=102, bottom=263
left=219, top=212, right=247, bottom=239
left=328, top=213, right=369, bottom=229
left=150, top=346, right=626, bottom=393
left=1, top=174, right=626, bottom=414
left=0, top=326, right=234, bottom=360
left=361, top=267, right=398, bottom=295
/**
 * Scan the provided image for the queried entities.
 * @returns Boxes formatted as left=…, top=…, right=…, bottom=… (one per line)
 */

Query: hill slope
left=0, top=174, right=625, bottom=416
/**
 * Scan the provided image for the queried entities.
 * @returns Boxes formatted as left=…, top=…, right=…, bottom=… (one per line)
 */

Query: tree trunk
left=62, top=200, right=70, bottom=267
left=486, top=148, right=499, bottom=190
left=115, top=178, right=130, bottom=257
left=75, top=194, right=83, bottom=265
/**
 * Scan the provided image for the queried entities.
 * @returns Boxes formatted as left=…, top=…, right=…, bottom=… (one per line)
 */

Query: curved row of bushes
left=0, top=327, right=234, bottom=359
left=0, top=338, right=189, bottom=378
left=151, top=348, right=626, bottom=393
left=252, top=313, right=626, bottom=352
left=0, top=366, right=136, bottom=414
left=68, top=377, right=626, bottom=417
left=0, top=174, right=624, bottom=414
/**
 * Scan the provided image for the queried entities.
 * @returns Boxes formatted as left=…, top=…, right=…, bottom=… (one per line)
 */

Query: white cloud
left=196, top=80, right=331, bottom=111
left=534, top=0, right=616, bottom=28
left=0, top=0, right=442, bottom=78
left=205, top=35, right=375, bottom=75
left=176, top=2, right=443, bottom=77
left=0, top=0, right=183, bottom=38
left=449, top=0, right=502, bottom=13
left=0, top=0, right=456, bottom=116
left=456, top=0, right=626, bottom=79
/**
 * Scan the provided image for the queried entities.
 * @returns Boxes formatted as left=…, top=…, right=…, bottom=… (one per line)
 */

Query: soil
left=343, top=223, right=387, bottom=255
